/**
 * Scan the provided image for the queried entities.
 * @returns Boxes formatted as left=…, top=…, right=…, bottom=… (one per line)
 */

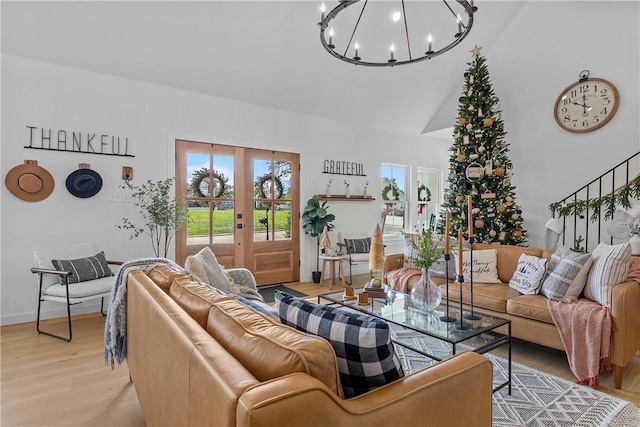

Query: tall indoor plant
left=118, top=178, right=189, bottom=258
left=302, top=194, right=335, bottom=283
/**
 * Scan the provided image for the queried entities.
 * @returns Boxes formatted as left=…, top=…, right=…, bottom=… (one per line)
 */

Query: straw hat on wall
left=5, top=160, right=55, bottom=202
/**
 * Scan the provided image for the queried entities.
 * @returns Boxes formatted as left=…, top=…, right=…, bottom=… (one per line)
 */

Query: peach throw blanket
left=548, top=298, right=612, bottom=389
left=385, top=267, right=422, bottom=293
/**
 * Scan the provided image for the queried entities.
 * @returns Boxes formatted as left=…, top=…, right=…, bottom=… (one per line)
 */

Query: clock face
left=554, top=78, right=619, bottom=133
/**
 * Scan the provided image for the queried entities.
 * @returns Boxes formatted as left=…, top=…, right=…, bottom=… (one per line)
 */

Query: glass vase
left=410, top=268, right=442, bottom=312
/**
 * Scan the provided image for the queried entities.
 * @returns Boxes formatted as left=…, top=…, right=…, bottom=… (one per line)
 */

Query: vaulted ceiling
left=2, top=1, right=528, bottom=136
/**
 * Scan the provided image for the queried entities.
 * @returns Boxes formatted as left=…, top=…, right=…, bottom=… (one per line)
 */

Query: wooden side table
left=319, top=255, right=344, bottom=289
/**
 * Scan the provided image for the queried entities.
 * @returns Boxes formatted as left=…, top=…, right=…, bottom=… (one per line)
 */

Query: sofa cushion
left=508, top=253, right=547, bottom=295
left=540, top=246, right=593, bottom=303
left=147, top=264, right=188, bottom=293
left=169, top=276, right=231, bottom=327
left=506, top=295, right=554, bottom=324
left=275, top=290, right=404, bottom=399
left=443, top=281, right=521, bottom=313
left=627, top=256, right=640, bottom=282
left=205, top=294, right=343, bottom=398
left=51, top=251, right=113, bottom=284
left=584, top=242, right=631, bottom=307
left=457, top=249, right=501, bottom=283
left=474, top=244, right=543, bottom=283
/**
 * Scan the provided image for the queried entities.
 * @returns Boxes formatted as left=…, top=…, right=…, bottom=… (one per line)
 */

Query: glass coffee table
left=318, top=289, right=511, bottom=394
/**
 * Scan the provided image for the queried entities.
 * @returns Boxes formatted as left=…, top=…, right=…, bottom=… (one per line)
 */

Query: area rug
left=258, top=284, right=307, bottom=304
left=393, top=335, right=640, bottom=427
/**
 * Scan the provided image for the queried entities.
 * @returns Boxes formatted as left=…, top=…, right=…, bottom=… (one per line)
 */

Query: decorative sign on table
left=24, top=125, right=134, bottom=157
left=322, top=159, right=366, bottom=176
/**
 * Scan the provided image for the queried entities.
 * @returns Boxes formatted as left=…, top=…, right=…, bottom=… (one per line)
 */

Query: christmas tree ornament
left=497, top=204, right=506, bottom=213
left=456, top=149, right=466, bottom=162
left=512, top=213, right=519, bottom=220
left=495, top=166, right=505, bottom=176
left=506, top=196, right=513, bottom=202
left=466, top=123, right=473, bottom=131
left=469, top=153, right=479, bottom=161
left=465, top=163, right=484, bottom=182
left=502, top=179, right=510, bottom=186
left=478, top=145, right=486, bottom=153
left=489, top=229, right=497, bottom=238
left=468, top=104, right=475, bottom=112
left=474, top=129, right=483, bottom=138
left=512, top=229, right=523, bottom=238
left=499, top=231, right=507, bottom=241
left=456, top=195, right=464, bottom=204
left=457, top=177, right=466, bottom=186
left=463, top=135, right=470, bottom=144
left=469, top=75, right=474, bottom=83
left=459, top=97, right=466, bottom=103
left=458, top=117, right=467, bottom=126
left=468, top=88, right=473, bottom=96
left=481, top=190, right=496, bottom=199
left=474, top=219, right=485, bottom=228
left=472, top=208, right=480, bottom=214
left=483, top=117, right=494, bottom=127
left=478, top=108, right=483, bottom=117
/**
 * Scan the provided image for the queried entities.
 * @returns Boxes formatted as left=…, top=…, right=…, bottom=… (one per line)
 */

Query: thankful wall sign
left=24, top=125, right=134, bottom=157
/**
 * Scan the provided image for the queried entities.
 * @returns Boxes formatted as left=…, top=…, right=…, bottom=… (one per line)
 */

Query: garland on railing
left=548, top=174, right=640, bottom=222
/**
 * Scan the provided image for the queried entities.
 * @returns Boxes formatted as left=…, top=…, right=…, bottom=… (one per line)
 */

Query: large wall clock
left=553, top=70, right=619, bottom=133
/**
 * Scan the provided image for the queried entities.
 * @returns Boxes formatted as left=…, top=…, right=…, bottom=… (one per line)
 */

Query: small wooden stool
left=319, top=255, right=344, bottom=289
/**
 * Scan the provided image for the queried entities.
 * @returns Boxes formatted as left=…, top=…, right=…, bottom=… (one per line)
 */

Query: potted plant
left=302, top=194, right=336, bottom=283
left=405, top=228, right=444, bottom=311
left=118, top=178, right=189, bottom=258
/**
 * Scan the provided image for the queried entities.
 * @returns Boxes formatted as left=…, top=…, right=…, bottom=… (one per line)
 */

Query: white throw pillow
left=584, top=242, right=631, bottom=307
left=455, top=249, right=501, bottom=283
left=508, top=253, right=547, bottom=295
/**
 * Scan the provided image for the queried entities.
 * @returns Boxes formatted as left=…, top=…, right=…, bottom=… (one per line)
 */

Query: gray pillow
left=540, top=246, right=592, bottom=303
left=51, top=251, right=113, bottom=284
left=184, top=247, right=232, bottom=292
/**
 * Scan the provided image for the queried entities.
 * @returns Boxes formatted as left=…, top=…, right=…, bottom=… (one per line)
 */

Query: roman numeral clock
left=554, top=70, right=619, bottom=133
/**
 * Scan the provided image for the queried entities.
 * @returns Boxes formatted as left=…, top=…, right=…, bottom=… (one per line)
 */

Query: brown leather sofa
left=383, top=244, right=640, bottom=389
left=126, top=265, right=493, bottom=427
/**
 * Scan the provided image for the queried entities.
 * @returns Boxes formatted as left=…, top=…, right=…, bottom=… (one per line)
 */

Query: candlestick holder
left=454, top=273, right=469, bottom=330
left=439, top=253, right=456, bottom=322
left=463, top=236, right=481, bottom=320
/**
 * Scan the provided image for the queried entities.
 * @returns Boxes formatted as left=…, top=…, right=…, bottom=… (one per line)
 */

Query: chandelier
left=318, top=0, right=477, bottom=67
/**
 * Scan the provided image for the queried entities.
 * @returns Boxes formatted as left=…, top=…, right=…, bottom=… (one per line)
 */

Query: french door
left=175, top=140, right=300, bottom=285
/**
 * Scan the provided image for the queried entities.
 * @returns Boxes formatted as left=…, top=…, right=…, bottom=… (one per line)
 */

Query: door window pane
left=187, top=202, right=211, bottom=245
left=417, top=169, right=440, bottom=232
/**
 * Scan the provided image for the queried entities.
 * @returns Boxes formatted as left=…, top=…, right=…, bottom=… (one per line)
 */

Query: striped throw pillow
left=275, top=290, right=404, bottom=398
left=51, top=251, right=113, bottom=284
left=541, top=246, right=592, bottom=303
left=584, top=242, right=631, bottom=307
left=344, top=237, right=371, bottom=254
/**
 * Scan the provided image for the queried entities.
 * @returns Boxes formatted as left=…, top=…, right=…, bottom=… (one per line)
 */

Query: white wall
left=0, top=55, right=447, bottom=325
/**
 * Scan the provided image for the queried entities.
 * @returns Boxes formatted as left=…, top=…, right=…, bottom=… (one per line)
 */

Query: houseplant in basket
left=405, top=228, right=444, bottom=311
left=302, top=194, right=335, bottom=283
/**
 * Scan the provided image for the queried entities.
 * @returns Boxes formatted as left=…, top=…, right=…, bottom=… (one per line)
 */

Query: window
left=417, top=168, right=440, bottom=232
left=381, top=164, right=408, bottom=237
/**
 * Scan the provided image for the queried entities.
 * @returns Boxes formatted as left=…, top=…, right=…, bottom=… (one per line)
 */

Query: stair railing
left=549, top=151, right=640, bottom=253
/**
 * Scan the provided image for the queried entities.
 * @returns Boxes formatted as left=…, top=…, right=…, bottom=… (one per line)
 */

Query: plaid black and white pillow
left=51, top=251, right=113, bottom=284
left=344, top=237, right=371, bottom=254
left=275, top=290, right=404, bottom=398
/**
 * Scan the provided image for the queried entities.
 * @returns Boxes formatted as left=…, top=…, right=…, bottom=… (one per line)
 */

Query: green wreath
left=381, top=182, right=401, bottom=201
left=418, top=184, right=431, bottom=202
left=255, top=173, right=284, bottom=199
left=190, top=168, right=227, bottom=198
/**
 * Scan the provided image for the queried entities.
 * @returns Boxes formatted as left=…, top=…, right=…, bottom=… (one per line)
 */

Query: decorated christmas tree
left=442, top=46, right=527, bottom=245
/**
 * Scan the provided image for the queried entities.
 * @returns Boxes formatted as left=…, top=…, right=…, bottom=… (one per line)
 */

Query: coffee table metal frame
left=318, top=289, right=511, bottom=394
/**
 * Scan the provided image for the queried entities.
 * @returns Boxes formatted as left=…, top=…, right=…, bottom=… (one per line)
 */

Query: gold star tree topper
left=470, top=45, right=483, bottom=57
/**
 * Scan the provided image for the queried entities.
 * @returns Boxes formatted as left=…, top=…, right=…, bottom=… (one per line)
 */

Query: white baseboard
left=1, top=301, right=104, bottom=326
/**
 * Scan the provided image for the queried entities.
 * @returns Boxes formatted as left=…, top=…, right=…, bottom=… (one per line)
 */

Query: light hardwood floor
left=2, top=276, right=638, bottom=426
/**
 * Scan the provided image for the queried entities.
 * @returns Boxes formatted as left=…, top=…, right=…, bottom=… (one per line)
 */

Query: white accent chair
left=337, top=231, right=372, bottom=286
left=31, top=242, right=121, bottom=342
